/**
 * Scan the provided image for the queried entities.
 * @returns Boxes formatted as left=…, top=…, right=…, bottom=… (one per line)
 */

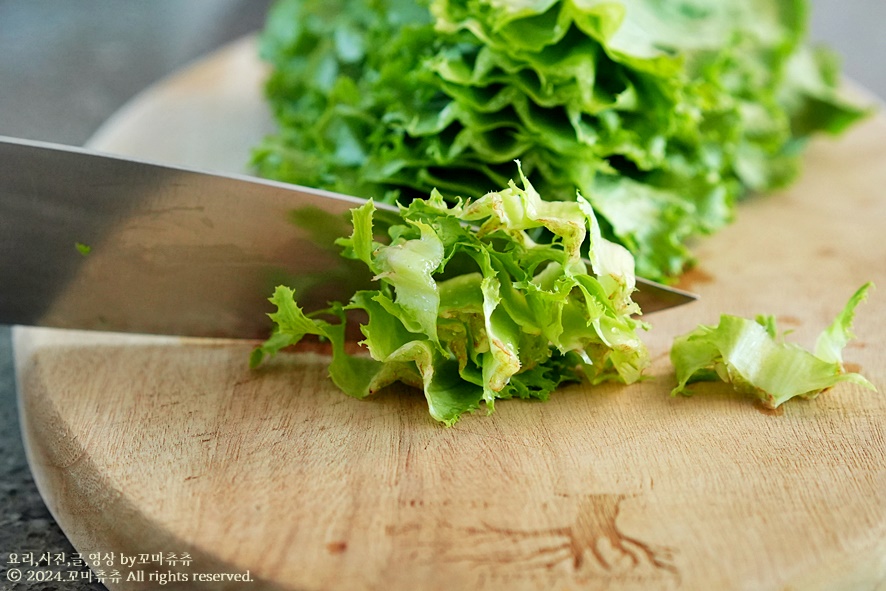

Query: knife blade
left=0, top=135, right=696, bottom=339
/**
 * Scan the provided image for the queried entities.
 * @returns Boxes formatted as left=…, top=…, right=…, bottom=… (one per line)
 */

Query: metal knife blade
left=0, top=135, right=696, bottom=339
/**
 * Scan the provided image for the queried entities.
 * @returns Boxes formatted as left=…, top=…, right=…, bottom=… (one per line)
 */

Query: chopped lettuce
left=250, top=167, right=649, bottom=425
left=670, top=283, right=876, bottom=408
left=252, top=0, right=868, bottom=281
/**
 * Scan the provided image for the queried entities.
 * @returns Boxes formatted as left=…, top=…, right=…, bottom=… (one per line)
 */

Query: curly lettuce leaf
left=670, top=283, right=876, bottom=408
left=251, top=167, right=649, bottom=425
left=253, top=0, right=868, bottom=282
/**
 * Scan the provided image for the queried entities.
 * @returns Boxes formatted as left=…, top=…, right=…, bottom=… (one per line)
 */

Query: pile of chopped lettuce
left=250, top=167, right=649, bottom=425
left=671, top=283, right=876, bottom=408
left=252, top=0, right=867, bottom=281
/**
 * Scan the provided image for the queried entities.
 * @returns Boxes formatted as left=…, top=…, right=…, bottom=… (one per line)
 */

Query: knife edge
left=1, top=135, right=695, bottom=339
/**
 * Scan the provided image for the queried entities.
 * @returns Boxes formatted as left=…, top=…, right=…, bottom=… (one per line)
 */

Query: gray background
left=1, top=2, right=884, bottom=589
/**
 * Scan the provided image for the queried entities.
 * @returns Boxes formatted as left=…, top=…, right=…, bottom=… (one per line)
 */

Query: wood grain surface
left=14, top=36, right=886, bottom=591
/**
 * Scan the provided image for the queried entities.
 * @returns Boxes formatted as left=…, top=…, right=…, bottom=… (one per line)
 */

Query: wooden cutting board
left=14, top=36, right=886, bottom=591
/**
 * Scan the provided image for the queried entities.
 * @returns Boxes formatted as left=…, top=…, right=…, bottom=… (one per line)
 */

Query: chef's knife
left=0, top=135, right=696, bottom=339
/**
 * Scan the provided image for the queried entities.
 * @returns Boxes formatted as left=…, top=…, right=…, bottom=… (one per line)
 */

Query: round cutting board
left=14, top=35, right=886, bottom=591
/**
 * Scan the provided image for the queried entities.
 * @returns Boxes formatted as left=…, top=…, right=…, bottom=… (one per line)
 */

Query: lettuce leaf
left=670, top=283, right=876, bottom=408
left=252, top=0, right=868, bottom=282
left=251, top=167, right=649, bottom=425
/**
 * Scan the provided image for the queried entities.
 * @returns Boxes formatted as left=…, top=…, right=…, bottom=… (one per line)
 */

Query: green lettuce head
left=253, top=0, right=868, bottom=282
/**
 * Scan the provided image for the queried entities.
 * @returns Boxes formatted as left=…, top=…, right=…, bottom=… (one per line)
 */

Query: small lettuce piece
left=251, top=167, right=649, bottom=425
left=670, top=283, right=876, bottom=408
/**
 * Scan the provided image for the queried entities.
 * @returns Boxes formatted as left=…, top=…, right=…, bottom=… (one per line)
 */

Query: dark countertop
left=0, top=2, right=883, bottom=589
